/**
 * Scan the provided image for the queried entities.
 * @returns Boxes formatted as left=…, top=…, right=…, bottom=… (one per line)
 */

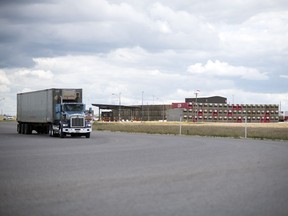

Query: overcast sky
left=0, top=0, right=288, bottom=115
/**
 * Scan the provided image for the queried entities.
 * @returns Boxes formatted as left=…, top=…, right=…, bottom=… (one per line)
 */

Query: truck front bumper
left=62, top=128, right=92, bottom=133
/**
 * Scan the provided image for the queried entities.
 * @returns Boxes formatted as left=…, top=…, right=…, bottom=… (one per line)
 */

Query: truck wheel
left=21, top=123, right=25, bottom=134
left=17, top=124, right=21, bottom=134
left=49, top=125, right=54, bottom=137
left=25, top=124, right=32, bottom=134
left=85, top=133, right=90, bottom=138
left=24, top=124, right=28, bottom=134
left=60, top=128, right=66, bottom=138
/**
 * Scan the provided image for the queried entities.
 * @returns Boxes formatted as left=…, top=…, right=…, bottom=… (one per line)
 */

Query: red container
left=172, top=103, right=190, bottom=109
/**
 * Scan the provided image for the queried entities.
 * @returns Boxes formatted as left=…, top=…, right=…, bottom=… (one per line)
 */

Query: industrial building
left=93, top=96, right=280, bottom=123
left=168, top=102, right=279, bottom=123
left=92, top=103, right=171, bottom=122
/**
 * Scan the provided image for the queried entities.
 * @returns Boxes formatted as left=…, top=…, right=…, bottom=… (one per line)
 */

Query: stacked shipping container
left=170, top=102, right=279, bottom=123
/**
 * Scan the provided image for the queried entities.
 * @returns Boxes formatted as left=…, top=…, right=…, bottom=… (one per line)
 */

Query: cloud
left=0, top=1, right=221, bottom=68
left=210, top=88, right=288, bottom=107
left=105, top=46, right=148, bottom=64
left=280, top=75, right=288, bottom=79
left=187, top=60, right=269, bottom=80
left=148, top=3, right=219, bottom=49
left=16, top=69, right=54, bottom=80
left=0, top=70, right=10, bottom=85
left=0, top=0, right=288, bottom=114
left=0, top=70, right=11, bottom=92
left=1, top=51, right=288, bottom=114
left=219, top=11, right=288, bottom=57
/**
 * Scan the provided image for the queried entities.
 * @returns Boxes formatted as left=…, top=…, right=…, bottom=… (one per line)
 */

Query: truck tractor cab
left=55, top=102, right=92, bottom=138
left=50, top=89, right=92, bottom=138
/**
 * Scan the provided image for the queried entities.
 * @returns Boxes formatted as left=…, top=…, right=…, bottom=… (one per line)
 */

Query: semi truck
left=17, top=88, right=92, bottom=138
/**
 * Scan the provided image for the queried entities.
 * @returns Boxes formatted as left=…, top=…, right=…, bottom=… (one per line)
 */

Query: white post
left=119, top=93, right=121, bottom=121
left=244, top=116, right=247, bottom=138
left=194, top=91, right=198, bottom=122
left=141, top=91, right=144, bottom=122
left=179, top=115, right=182, bottom=135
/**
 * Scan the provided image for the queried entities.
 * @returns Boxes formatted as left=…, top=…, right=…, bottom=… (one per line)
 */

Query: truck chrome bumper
left=62, top=128, right=92, bottom=133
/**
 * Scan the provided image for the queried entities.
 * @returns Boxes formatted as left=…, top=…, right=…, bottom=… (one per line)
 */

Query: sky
left=0, top=0, right=288, bottom=115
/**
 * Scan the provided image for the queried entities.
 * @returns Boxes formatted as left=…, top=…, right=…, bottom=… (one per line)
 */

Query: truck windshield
left=63, top=104, right=84, bottom=112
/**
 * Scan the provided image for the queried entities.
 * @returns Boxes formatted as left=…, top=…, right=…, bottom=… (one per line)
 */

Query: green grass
left=93, top=122, right=288, bottom=140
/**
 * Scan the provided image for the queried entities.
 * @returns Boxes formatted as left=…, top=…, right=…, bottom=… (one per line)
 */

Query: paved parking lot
left=1, top=122, right=288, bottom=216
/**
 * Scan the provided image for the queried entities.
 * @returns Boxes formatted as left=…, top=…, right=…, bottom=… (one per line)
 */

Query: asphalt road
left=0, top=122, right=288, bottom=216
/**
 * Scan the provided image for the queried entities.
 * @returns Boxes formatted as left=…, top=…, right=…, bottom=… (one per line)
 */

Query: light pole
left=112, top=93, right=121, bottom=121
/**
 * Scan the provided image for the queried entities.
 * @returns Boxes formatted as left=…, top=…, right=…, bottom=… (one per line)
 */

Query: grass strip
left=93, top=122, right=288, bottom=140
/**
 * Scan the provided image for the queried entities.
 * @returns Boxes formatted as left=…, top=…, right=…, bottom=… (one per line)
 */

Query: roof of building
left=92, top=103, right=141, bottom=110
left=185, top=96, right=227, bottom=103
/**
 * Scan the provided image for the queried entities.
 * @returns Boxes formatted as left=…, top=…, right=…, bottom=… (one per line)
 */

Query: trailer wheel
left=20, top=123, right=25, bottom=134
left=23, top=124, right=28, bottom=134
left=24, top=124, right=32, bottom=134
left=17, top=124, right=21, bottom=134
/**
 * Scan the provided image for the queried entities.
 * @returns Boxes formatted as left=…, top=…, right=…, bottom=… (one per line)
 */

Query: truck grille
left=71, top=117, right=85, bottom=127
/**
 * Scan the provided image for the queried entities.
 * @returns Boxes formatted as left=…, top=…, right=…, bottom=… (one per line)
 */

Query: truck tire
left=85, top=133, right=90, bottom=138
left=49, top=125, right=54, bottom=137
left=17, top=124, right=21, bottom=134
left=24, top=124, right=32, bottom=134
left=20, top=123, right=25, bottom=134
left=24, top=124, right=28, bottom=134
left=59, top=128, right=66, bottom=138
